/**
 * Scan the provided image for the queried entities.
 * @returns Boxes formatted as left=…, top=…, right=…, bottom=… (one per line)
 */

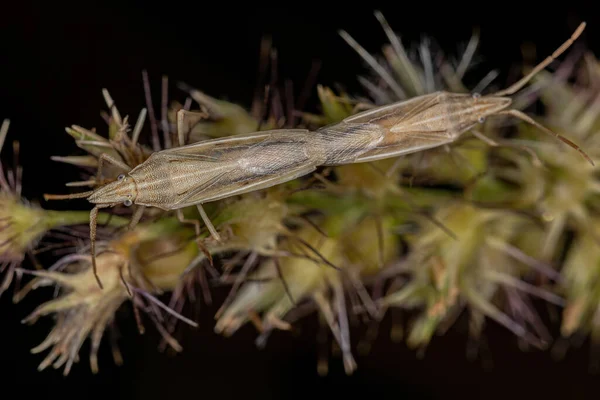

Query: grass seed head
left=384, top=202, right=558, bottom=351
left=20, top=218, right=212, bottom=375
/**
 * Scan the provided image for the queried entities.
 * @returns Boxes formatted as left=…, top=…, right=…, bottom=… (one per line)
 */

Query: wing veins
left=385, top=94, right=441, bottom=127
left=175, top=170, right=230, bottom=203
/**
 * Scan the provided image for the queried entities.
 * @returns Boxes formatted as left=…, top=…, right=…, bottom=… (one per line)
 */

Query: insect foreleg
left=90, top=204, right=109, bottom=289
left=128, top=205, right=146, bottom=230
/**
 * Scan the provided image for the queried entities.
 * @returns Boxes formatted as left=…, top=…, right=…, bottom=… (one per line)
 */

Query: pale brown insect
left=45, top=115, right=325, bottom=288
left=46, top=22, right=591, bottom=288
left=315, top=22, right=592, bottom=167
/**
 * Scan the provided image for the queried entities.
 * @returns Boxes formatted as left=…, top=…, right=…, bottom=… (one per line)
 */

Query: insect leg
left=470, top=129, right=543, bottom=167
left=176, top=209, right=214, bottom=267
left=128, top=205, right=146, bottom=230
left=196, top=204, right=222, bottom=243
left=175, top=109, right=227, bottom=245
left=90, top=204, right=110, bottom=289
left=498, top=109, right=593, bottom=166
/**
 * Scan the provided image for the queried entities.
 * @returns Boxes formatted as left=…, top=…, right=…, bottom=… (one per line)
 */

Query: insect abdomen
left=314, top=122, right=386, bottom=165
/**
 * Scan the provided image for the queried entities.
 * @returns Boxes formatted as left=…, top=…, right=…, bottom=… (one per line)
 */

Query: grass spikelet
left=1, top=119, right=129, bottom=299
left=215, top=213, right=399, bottom=374
left=511, top=52, right=600, bottom=366
left=172, top=86, right=261, bottom=141
left=20, top=218, right=211, bottom=375
left=382, top=201, right=560, bottom=354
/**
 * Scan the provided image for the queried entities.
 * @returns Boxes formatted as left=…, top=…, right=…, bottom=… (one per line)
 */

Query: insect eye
left=117, top=174, right=125, bottom=181
left=478, top=117, right=486, bottom=124
left=123, top=199, right=133, bottom=207
left=472, top=92, right=481, bottom=100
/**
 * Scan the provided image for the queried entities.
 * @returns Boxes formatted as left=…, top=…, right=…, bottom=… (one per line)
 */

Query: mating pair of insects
left=47, top=22, right=592, bottom=288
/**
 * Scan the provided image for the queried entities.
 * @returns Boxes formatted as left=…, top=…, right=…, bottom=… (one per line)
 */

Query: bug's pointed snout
left=87, top=178, right=136, bottom=206
left=480, top=96, right=512, bottom=114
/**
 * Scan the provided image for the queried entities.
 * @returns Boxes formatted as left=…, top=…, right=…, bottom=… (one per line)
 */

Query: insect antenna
left=492, top=22, right=586, bottom=97
left=499, top=109, right=594, bottom=166
left=43, top=190, right=94, bottom=201
left=480, top=22, right=593, bottom=165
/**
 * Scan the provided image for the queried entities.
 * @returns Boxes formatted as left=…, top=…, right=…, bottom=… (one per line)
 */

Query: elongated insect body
left=329, top=21, right=593, bottom=166
left=315, top=92, right=512, bottom=164
left=89, top=129, right=323, bottom=210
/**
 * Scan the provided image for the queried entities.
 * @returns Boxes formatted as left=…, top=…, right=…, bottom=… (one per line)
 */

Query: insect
left=46, top=22, right=591, bottom=289
left=45, top=115, right=326, bottom=288
left=313, top=21, right=592, bottom=167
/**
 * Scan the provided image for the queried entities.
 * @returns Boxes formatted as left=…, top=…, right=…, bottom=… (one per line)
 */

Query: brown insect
left=46, top=22, right=591, bottom=289
left=315, top=22, right=592, bottom=167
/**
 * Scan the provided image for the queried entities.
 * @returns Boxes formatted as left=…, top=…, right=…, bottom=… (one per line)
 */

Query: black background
left=1, top=1, right=599, bottom=399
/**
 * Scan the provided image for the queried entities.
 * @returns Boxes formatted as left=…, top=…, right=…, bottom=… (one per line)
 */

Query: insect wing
left=338, top=92, right=453, bottom=162
left=149, top=129, right=319, bottom=208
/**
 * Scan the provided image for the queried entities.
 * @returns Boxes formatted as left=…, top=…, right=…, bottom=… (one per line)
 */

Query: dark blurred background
left=1, top=1, right=599, bottom=399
